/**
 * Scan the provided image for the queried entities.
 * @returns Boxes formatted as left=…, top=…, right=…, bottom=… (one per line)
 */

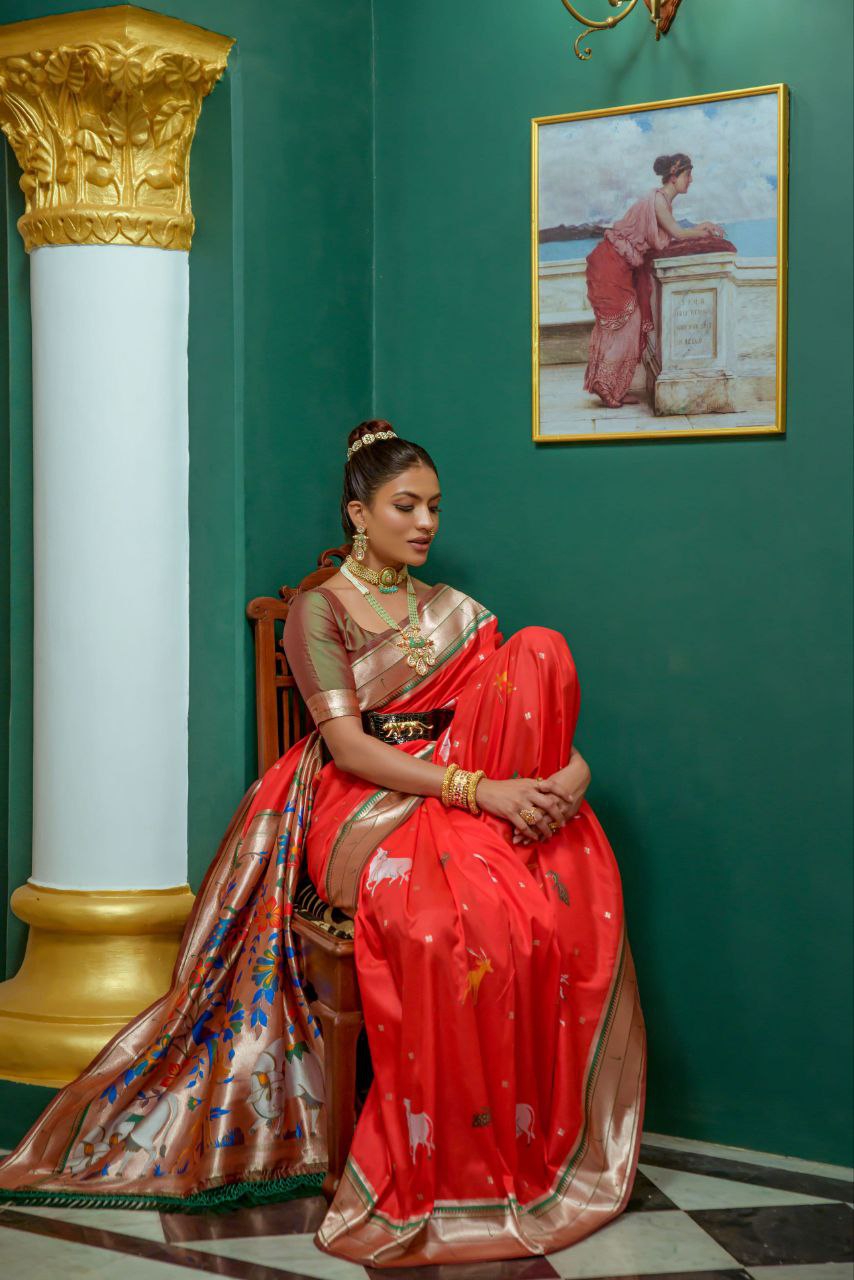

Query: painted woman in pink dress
left=584, top=152, right=726, bottom=408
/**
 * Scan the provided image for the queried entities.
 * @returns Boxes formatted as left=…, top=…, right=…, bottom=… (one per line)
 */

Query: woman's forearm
left=321, top=720, right=587, bottom=802
left=671, top=223, right=711, bottom=241
left=655, top=195, right=721, bottom=242
left=320, top=718, right=448, bottom=797
left=564, top=746, right=591, bottom=794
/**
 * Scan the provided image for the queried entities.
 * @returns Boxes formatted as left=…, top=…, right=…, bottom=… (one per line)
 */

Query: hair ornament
left=347, top=429, right=397, bottom=461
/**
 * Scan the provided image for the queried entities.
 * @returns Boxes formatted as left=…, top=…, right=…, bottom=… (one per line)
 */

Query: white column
left=0, top=6, right=233, bottom=1085
left=31, top=245, right=190, bottom=889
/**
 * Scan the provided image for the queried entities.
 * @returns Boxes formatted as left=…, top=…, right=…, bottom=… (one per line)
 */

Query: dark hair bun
left=347, top=418, right=394, bottom=450
left=654, top=152, right=692, bottom=180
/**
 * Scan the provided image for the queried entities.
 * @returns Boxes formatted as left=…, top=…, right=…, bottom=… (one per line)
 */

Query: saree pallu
left=0, top=584, right=646, bottom=1270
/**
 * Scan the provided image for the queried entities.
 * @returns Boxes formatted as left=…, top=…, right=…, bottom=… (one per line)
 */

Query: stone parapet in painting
left=538, top=257, right=593, bottom=364
left=538, top=250, right=777, bottom=414
left=647, top=250, right=777, bottom=416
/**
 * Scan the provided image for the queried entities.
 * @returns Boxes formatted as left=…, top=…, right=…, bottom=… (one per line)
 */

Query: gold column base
left=0, top=882, right=195, bottom=1088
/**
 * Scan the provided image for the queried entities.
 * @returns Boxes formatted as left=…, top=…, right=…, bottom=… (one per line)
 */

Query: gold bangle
left=441, top=763, right=459, bottom=808
left=451, top=768, right=470, bottom=809
left=450, top=769, right=467, bottom=809
left=442, top=766, right=486, bottom=815
left=467, top=769, right=486, bottom=815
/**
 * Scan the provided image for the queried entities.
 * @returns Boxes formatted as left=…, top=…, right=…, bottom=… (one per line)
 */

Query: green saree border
left=343, top=928, right=630, bottom=1231
left=57, top=1101, right=92, bottom=1175
left=529, top=929, right=628, bottom=1217
left=0, top=1170, right=325, bottom=1214
left=323, top=599, right=492, bottom=902
left=323, top=741, right=435, bottom=902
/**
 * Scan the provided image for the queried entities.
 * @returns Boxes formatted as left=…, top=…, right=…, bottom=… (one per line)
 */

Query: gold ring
left=519, top=807, right=543, bottom=826
left=548, top=821, right=560, bottom=833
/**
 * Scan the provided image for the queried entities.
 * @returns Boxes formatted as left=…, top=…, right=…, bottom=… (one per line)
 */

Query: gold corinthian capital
left=0, top=5, right=233, bottom=251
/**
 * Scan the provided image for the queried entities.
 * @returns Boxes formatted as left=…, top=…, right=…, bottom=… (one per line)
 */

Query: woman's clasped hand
left=475, top=747, right=592, bottom=844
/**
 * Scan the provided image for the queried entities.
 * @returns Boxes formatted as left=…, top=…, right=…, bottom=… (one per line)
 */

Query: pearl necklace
left=340, top=563, right=436, bottom=676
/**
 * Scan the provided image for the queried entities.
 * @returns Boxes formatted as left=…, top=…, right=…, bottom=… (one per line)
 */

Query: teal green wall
left=1, top=1, right=851, bottom=1167
left=0, top=0, right=373, bottom=962
left=0, top=154, right=32, bottom=976
left=371, top=0, right=853, bottom=1165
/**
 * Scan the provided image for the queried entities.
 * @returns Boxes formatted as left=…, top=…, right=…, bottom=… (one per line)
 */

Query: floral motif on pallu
left=0, top=740, right=328, bottom=1210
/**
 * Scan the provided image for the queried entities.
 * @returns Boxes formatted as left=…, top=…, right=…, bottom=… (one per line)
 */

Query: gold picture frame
left=531, top=84, right=789, bottom=444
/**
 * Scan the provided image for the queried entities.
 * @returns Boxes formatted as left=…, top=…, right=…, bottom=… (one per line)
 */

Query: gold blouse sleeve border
left=306, top=689, right=360, bottom=724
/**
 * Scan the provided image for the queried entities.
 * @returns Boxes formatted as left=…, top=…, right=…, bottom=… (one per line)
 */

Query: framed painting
left=531, top=84, right=788, bottom=443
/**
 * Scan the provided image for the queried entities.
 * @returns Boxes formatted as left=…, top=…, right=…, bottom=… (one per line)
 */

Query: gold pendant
left=396, top=629, right=436, bottom=676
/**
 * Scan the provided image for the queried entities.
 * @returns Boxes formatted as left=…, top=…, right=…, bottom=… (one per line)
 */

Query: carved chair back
left=245, top=545, right=350, bottom=774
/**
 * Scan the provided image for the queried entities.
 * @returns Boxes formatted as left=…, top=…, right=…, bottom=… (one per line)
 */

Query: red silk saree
left=0, top=582, right=646, bottom=1268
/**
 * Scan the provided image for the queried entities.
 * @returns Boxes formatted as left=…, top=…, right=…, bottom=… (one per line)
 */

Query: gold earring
left=352, top=526, right=368, bottom=561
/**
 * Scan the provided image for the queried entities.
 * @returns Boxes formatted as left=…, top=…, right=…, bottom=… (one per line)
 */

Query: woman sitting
left=0, top=420, right=646, bottom=1270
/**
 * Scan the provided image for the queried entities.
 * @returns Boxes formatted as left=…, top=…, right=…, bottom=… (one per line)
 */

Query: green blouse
left=283, top=588, right=363, bottom=725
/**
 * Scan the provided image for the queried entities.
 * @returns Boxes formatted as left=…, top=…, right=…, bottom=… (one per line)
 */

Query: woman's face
left=673, top=166, right=692, bottom=195
left=349, top=464, right=441, bottom=568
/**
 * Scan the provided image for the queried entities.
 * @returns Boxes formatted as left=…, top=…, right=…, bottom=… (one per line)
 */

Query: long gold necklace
left=343, top=554, right=407, bottom=595
left=341, top=562, right=436, bottom=676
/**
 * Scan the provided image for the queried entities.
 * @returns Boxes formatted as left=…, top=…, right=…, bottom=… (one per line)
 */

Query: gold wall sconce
left=560, top=0, right=682, bottom=60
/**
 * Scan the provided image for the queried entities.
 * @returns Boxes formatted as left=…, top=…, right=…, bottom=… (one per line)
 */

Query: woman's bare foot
left=596, top=393, right=640, bottom=408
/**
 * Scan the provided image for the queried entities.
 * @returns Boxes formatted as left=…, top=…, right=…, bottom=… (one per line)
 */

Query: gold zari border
left=324, top=743, right=436, bottom=913
left=317, top=588, right=493, bottom=911
left=306, top=688, right=360, bottom=724
left=317, top=931, right=645, bottom=1266
left=351, top=586, right=490, bottom=712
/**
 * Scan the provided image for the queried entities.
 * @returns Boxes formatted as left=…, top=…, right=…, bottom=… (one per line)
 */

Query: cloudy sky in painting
left=538, top=94, right=779, bottom=229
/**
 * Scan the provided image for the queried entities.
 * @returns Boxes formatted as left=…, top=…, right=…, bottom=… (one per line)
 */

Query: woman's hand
left=700, top=220, right=725, bottom=238
left=511, top=749, right=592, bottom=845
left=476, top=776, right=565, bottom=843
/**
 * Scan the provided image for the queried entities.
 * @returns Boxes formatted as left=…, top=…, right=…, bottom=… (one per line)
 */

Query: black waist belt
left=362, top=708, right=454, bottom=745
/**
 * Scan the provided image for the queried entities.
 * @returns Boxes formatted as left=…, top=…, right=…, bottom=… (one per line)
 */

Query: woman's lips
left=408, top=539, right=431, bottom=549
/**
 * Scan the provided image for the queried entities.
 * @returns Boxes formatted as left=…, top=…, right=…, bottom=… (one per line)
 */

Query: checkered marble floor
left=0, top=1132, right=851, bottom=1279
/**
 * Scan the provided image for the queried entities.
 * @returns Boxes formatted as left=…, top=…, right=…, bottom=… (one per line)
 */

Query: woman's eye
left=395, top=505, right=414, bottom=513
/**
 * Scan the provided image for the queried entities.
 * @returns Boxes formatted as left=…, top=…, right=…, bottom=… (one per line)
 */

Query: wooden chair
left=246, top=544, right=363, bottom=1202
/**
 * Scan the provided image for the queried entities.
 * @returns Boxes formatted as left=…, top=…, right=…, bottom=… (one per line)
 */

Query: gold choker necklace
left=343, top=555, right=408, bottom=595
